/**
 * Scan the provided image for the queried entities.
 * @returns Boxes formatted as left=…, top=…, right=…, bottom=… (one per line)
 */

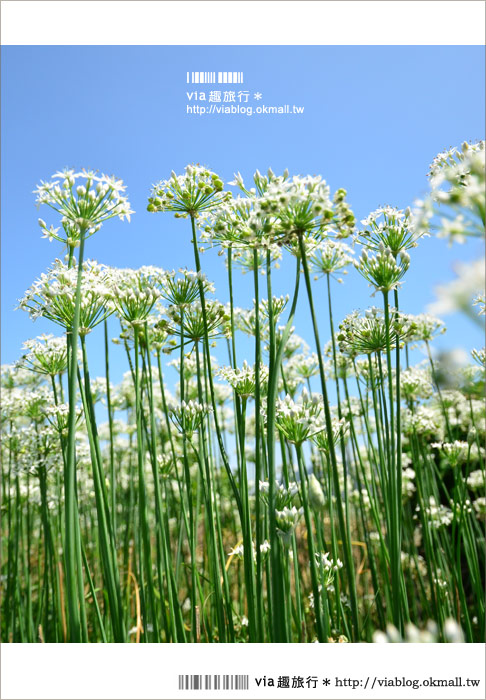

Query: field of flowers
left=1, top=141, right=484, bottom=644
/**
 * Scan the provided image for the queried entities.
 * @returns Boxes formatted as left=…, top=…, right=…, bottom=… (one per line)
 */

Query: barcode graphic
left=186, top=72, right=244, bottom=84
left=178, top=675, right=249, bottom=691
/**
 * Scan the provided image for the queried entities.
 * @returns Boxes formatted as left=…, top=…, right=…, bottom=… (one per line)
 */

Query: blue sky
left=2, top=45, right=485, bottom=382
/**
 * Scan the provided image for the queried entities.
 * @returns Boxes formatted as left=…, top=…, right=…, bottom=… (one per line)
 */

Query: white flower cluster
left=315, top=551, right=343, bottom=573
left=473, top=293, right=486, bottom=316
left=273, top=390, right=326, bottom=446
left=415, top=140, right=485, bottom=244
left=259, top=480, right=299, bottom=509
left=35, top=168, right=133, bottom=242
left=205, top=196, right=264, bottom=248
left=466, top=469, right=485, bottom=491
left=169, top=399, right=212, bottom=434
left=358, top=206, right=422, bottom=255
left=373, top=619, right=464, bottom=643
left=310, top=240, right=355, bottom=280
left=227, top=540, right=271, bottom=562
left=337, top=307, right=416, bottom=357
left=108, top=267, right=164, bottom=327
left=160, top=269, right=214, bottom=308
left=471, top=347, right=486, bottom=368
left=286, top=352, right=320, bottom=380
left=431, top=440, right=470, bottom=467
left=211, top=170, right=356, bottom=248
left=17, top=334, right=68, bottom=376
left=311, top=416, right=348, bottom=455
left=355, top=246, right=410, bottom=293
left=408, top=313, right=447, bottom=344
left=18, top=259, right=114, bottom=334
left=217, top=360, right=269, bottom=398
left=148, top=164, right=230, bottom=218
left=399, top=365, right=433, bottom=401
left=402, top=467, right=416, bottom=500
left=275, top=505, right=303, bottom=544
left=417, top=496, right=453, bottom=529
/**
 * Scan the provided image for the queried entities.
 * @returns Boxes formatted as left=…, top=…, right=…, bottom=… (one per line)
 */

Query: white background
left=1, top=1, right=485, bottom=45
left=2, top=642, right=485, bottom=699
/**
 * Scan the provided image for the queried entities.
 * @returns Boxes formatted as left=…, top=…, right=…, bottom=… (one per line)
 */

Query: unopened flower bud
left=308, top=474, right=325, bottom=511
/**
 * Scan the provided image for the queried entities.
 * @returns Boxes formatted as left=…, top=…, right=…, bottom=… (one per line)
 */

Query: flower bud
left=308, top=474, right=325, bottom=511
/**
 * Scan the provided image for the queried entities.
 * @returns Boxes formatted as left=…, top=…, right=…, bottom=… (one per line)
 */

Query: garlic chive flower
left=45, top=402, right=83, bottom=437
left=275, top=505, right=303, bottom=545
left=18, top=259, right=114, bottom=335
left=332, top=188, right=356, bottom=239
left=204, top=196, right=265, bottom=248
left=399, top=365, right=433, bottom=402
left=227, top=540, right=271, bottom=563
left=159, top=269, right=214, bottom=308
left=208, top=169, right=288, bottom=248
left=315, top=551, right=343, bottom=587
left=431, top=440, right=470, bottom=467
left=286, top=352, right=320, bottom=380
left=310, top=240, right=355, bottom=280
left=35, top=168, right=133, bottom=244
left=273, top=390, right=327, bottom=446
left=311, top=416, right=349, bottom=454
left=355, top=246, right=410, bottom=293
left=17, top=334, right=68, bottom=377
left=165, top=300, right=229, bottom=345
left=467, top=469, right=485, bottom=492
left=229, top=167, right=290, bottom=197
left=230, top=245, right=282, bottom=274
left=148, top=164, right=231, bottom=218
left=358, top=206, right=422, bottom=256
left=407, top=313, right=447, bottom=345
left=108, top=267, right=164, bottom=328
left=217, top=361, right=269, bottom=399
left=169, top=399, right=212, bottom=434
left=337, top=307, right=417, bottom=357
left=254, top=174, right=333, bottom=242
left=471, top=347, right=486, bottom=368
left=415, top=140, right=485, bottom=244
left=259, top=480, right=299, bottom=510
left=473, top=293, right=486, bottom=316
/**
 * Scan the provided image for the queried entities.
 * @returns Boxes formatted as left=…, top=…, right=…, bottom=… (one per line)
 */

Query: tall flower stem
left=144, top=332, right=186, bottom=642
left=383, top=290, right=402, bottom=632
left=189, top=216, right=243, bottom=521
left=64, top=230, right=87, bottom=642
left=298, top=234, right=360, bottom=640
left=133, top=327, right=159, bottom=641
left=104, top=320, right=117, bottom=540
left=79, top=336, right=126, bottom=642
left=252, top=249, right=264, bottom=641
left=295, top=443, right=326, bottom=642
left=265, top=250, right=301, bottom=642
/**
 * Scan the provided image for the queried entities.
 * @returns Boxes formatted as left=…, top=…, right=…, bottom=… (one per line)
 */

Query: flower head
left=35, top=168, right=133, bottom=244
left=217, top=360, right=269, bottom=398
left=18, top=259, right=114, bottom=335
left=148, top=164, right=231, bottom=218
left=358, top=206, right=422, bottom=255
left=17, top=334, right=68, bottom=376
